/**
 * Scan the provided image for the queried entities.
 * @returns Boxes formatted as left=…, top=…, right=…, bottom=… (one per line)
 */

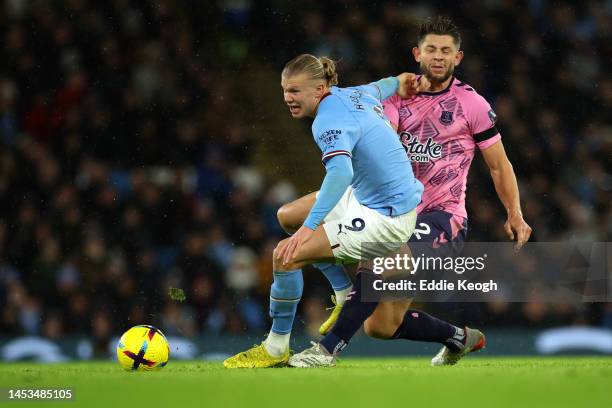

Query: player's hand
left=504, top=210, right=532, bottom=251
left=416, top=75, right=430, bottom=92
left=396, top=73, right=419, bottom=98
left=278, top=225, right=314, bottom=265
left=396, top=73, right=430, bottom=98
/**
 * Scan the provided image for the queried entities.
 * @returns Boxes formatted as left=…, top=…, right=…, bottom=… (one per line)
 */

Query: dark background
left=0, top=0, right=610, bottom=354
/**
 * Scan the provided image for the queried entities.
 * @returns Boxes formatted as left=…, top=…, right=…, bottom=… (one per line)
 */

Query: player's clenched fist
left=396, top=73, right=430, bottom=98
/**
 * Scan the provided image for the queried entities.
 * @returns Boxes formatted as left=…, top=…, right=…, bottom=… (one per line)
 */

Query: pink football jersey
left=384, top=77, right=501, bottom=219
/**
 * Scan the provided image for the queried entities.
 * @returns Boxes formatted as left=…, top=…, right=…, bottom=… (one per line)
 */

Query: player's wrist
left=506, top=207, right=523, bottom=218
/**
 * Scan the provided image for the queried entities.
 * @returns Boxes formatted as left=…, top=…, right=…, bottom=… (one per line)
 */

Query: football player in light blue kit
left=224, top=54, right=423, bottom=368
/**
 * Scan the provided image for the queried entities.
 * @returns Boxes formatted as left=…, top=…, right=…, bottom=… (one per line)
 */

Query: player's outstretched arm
left=480, top=141, right=532, bottom=250
left=363, top=73, right=427, bottom=102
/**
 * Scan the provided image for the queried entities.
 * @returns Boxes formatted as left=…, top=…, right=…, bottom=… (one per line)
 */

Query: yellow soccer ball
left=116, top=325, right=170, bottom=371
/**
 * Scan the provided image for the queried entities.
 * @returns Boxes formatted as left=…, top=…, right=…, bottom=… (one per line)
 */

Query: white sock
left=264, top=331, right=290, bottom=357
left=334, top=284, right=353, bottom=306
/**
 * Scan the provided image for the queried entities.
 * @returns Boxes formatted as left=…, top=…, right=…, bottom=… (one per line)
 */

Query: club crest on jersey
left=399, top=131, right=442, bottom=163
left=440, top=111, right=454, bottom=125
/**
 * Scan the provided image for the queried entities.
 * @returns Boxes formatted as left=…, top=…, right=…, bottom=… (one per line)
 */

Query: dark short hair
left=417, top=16, right=461, bottom=48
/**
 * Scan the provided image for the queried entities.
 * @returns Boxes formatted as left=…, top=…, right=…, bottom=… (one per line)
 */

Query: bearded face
left=420, top=57, right=455, bottom=84
left=413, top=34, right=463, bottom=87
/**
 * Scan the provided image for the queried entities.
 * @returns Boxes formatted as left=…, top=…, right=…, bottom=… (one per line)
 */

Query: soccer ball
left=116, top=325, right=170, bottom=371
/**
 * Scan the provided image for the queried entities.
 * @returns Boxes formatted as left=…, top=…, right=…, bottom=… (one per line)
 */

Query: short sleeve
left=467, top=93, right=501, bottom=150
left=312, top=106, right=358, bottom=164
left=383, top=94, right=401, bottom=128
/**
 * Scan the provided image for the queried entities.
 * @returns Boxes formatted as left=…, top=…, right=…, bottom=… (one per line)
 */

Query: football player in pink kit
left=287, top=16, right=532, bottom=368
left=361, top=16, right=532, bottom=366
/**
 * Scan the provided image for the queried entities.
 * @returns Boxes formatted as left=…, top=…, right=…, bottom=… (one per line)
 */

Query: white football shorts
left=320, top=186, right=417, bottom=264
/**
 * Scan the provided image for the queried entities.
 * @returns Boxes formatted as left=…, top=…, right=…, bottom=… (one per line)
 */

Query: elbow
left=489, top=167, right=502, bottom=181
left=489, top=159, right=513, bottom=181
left=501, top=159, right=514, bottom=176
left=491, top=157, right=513, bottom=174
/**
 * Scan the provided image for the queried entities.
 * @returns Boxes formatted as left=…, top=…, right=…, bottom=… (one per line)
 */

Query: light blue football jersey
left=312, top=82, right=423, bottom=217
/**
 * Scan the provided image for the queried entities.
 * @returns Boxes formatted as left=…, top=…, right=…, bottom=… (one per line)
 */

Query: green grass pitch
left=1, top=357, right=610, bottom=408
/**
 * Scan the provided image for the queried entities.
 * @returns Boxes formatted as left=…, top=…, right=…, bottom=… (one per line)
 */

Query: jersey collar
left=319, top=92, right=332, bottom=102
left=314, top=91, right=332, bottom=117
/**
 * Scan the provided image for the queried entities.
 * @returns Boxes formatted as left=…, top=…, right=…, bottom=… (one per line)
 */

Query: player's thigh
left=277, top=187, right=351, bottom=234
left=277, top=191, right=318, bottom=233
left=294, top=225, right=335, bottom=262
left=365, top=299, right=412, bottom=338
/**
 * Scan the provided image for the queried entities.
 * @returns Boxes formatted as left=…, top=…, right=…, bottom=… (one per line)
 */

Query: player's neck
left=426, top=76, right=454, bottom=93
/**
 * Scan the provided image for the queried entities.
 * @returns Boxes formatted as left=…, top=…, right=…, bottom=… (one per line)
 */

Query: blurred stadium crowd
left=1, top=0, right=611, bottom=350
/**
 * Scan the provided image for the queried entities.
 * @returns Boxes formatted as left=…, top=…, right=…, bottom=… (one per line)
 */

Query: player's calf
left=364, top=300, right=411, bottom=339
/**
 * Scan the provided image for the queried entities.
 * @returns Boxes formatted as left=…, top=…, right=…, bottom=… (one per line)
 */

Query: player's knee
left=277, top=205, right=299, bottom=234
left=363, top=320, right=389, bottom=339
left=272, top=243, right=299, bottom=271
left=274, top=259, right=301, bottom=272
left=272, top=244, right=284, bottom=266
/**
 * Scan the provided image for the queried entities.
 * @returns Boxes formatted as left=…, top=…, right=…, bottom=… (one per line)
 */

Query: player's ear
left=412, top=46, right=421, bottom=62
left=315, top=82, right=326, bottom=98
left=455, top=50, right=464, bottom=66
